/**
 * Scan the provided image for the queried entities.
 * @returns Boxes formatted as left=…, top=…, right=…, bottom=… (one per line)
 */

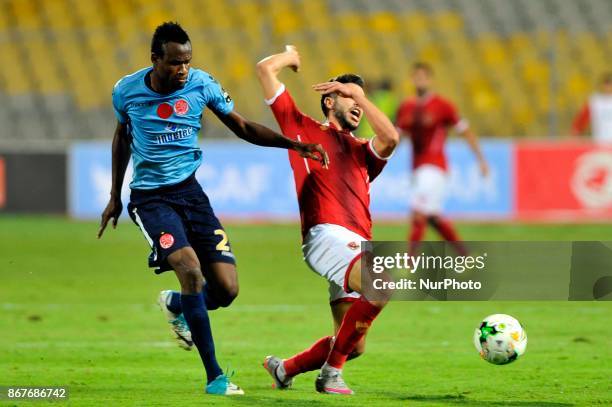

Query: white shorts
left=302, top=224, right=364, bottom=303
left=411, top=164, right=447, bottom=215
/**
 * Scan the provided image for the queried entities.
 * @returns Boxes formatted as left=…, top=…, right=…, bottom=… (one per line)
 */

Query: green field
left=1, top=216, right=610, bottom=406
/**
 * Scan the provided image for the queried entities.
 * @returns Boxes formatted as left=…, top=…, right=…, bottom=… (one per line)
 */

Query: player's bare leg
left=264, top=301, right=367, bottom=389
left=316, top=258, right=390, bottom=395
left=202, top=262, right=239, bottom=310
left=427, top=214, right=468, bottom=255
left=409, top=210, right=428, bottom=255
left=168, top=247, right=243, bottom=395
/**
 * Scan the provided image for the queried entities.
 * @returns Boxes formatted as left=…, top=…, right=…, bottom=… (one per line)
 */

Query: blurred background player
left=396, top=62, right=489, bottom=255
left=571, top=72, right=612, bottom=143
left=256, top=45, right=399, bottom=395
left=97, top=23, right=327, bottom=396
left=355, top=78, right=399, bottom=139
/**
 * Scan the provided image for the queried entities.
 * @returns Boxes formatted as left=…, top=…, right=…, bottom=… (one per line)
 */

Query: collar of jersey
left=323, top=120, right=355, bottom=138
left=143, top=67, right=190, bottom=97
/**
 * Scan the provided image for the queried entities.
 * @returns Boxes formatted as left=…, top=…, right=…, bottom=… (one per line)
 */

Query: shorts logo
left=174, top=99, right=189, bottom=115
left=347, top=241, right=359, bottom=250
left=157, top=103, right=173, bottom=119
left=159, top=233, right=175, bottom=249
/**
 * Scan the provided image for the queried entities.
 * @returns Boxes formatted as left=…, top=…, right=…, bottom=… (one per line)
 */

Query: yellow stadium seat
left=10, top=0, right=40, bottom=30
left=24, top=39, right=63, bottom=94
left=400, top=12, right=431, bottom=38
left=42, top=0, right=75, bottom=31
left=0, top=42, right=32, bottom=94
left=72, top=0, right=105, bottom=29
left=522, top=59, right=549, bottom=84
left=272, top=7, right=302, bottom=36
left=368, top=12, right=399, bottom=34
left=432, top=11, right=463, bottom=33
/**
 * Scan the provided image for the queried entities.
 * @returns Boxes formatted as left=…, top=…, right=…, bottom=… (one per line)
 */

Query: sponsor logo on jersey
left=156, top=126, right=195, bottom=144
left=174, top=99, right=189, bottom=115
left=157, top=103, right=173, bottom=119
left=347, top=241, right=359, bottom=250
left=159, top=233, right=175, bottom=249
left=165, top=123, right=178, bottom=132
left=222, top=251, right=235, bottom=259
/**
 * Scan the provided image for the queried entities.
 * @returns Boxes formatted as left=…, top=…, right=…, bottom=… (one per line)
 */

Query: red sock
left=409, top=217, right=427, bottom=256
left=283, top=336, right=332, bottom=377
left=431, top=217, right=467, bottom=255
left=326, top=300, right=382, bottom=369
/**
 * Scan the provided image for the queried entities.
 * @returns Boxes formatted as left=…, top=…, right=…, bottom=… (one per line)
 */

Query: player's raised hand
left=97, top=197, right=123, bottom=239
left=312, top=81, right=365, bottom=99
left=294, top=142, right=330, bottom=169
left=284, top=45, right=301, bottom=72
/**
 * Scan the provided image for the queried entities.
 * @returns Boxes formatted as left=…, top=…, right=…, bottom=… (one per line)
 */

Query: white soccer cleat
left=315, top=369, right=354, bottom=395
left=158, top=290, right=193, bottom=351
left=263, top=355, right=293, bottom=389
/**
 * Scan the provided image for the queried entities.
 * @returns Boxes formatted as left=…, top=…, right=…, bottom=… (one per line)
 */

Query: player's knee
left=218, top=282, right=239, bottom=307
left=178, top=267, right=204, bottom=294
left=426, top=215, right=440, bottom=227
left=368, top=298, right=388, bottom=308
left=413, top=211, right=427, bottom=224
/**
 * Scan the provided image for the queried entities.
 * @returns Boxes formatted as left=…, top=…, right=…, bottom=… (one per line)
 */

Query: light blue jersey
left=112, top=67, right=234, bottom=189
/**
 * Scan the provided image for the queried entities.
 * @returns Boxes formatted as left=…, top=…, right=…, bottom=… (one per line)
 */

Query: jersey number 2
left=214, top=229, right=230, bottom=251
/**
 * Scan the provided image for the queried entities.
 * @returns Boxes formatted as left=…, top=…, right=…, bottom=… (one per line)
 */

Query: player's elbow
left=255, top=60, right=273, bottom=79
left=383, top=129, right=400, bottom=150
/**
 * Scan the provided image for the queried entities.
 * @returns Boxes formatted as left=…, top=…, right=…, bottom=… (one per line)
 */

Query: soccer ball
left=473, top=314, right=527, bottom=365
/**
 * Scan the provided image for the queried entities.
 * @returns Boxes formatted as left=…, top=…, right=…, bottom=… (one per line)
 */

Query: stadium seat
left=1, top=0, right=611, bottom=140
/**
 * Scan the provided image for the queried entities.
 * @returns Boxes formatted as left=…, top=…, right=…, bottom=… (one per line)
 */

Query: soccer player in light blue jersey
left=97, top=22, right=328, bottom=396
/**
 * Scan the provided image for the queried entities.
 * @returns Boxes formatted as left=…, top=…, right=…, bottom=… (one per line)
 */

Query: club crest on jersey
left=157, top=103, right=173, bottom=119
left=221, top=88, right=232, bottom=104
left=159, top=233, right=175, bottom=249
left=347, top=241, right=359, bottom=250
left=174, top=99, right=189, bottom=115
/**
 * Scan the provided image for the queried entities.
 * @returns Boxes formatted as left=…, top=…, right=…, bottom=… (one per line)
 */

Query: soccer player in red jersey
left=255, top=46, right=399, bottom=395
left=571, top=72, right=612, bottom=143
left=395, top=62, right=489, bottom=255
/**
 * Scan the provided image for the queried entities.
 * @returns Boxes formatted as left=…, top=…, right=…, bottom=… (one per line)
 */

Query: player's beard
left=333, top=109, right=358, bottom=131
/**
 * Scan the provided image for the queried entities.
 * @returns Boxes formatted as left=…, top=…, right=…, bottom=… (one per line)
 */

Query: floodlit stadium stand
left=0, top=0, right=610, bottom=142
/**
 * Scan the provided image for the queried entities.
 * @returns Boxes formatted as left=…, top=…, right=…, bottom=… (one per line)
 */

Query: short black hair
left=151, top=22, right=190, bottom=57
left=413, top=62, right=433, bottom=75
left=320, top=73, right=365, bottom=116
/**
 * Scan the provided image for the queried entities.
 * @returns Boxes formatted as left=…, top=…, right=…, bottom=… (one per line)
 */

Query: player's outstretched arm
left=460, top=128, right=489, bottom=177
left=313, top=81, right=399, bottom=158
left=213, top=110, right=329, bottom=168
left=255, top=45, right=300, bottom=99
left=98, top=122, right=131, bottom=238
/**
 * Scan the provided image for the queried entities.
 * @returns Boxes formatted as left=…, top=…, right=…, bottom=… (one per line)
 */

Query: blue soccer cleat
left=205, top=373, right=245, bottom=395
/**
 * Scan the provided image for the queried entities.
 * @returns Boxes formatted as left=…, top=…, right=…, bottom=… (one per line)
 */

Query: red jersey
left=395, top=94, right=467, bottom=171
left=571, top=94, right=612, bottom=142
left=267, top=85, right=388, bottom=240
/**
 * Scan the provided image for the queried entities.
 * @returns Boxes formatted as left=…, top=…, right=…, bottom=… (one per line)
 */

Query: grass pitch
left=1, top=216, right=610, bottom=406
